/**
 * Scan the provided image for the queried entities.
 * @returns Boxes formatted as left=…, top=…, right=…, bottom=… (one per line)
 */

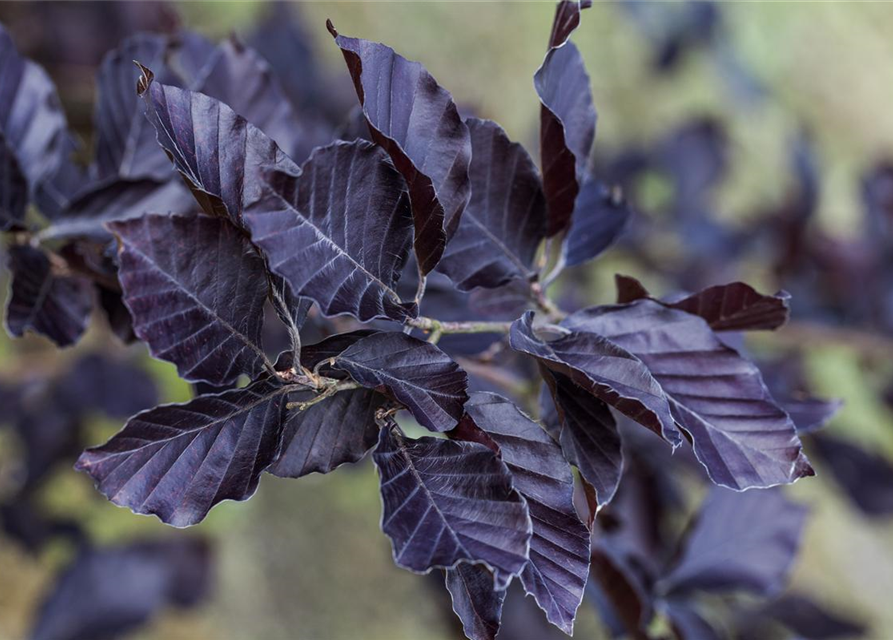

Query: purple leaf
left=109, top=212, right=270, bottom=386
left=136, top=66, right=299, bottom=229
left=535, top=41, right=596, bottom=237
left=786, top=397, right=842, bottom=434
left=189, top=36, right=313, bottom=162
left=564, top=301, right=813, bottom=489
left=328, top=20, right=472, bottom=275
left=510, top=311, right=681, bottom=446
left=372, top=422, right=531, bottom=585
left=664, top=600, right=721, bottom=640
left=42, top=177, right=194, bottom=241
left=615, top=275, right=791, bottom=332
left=5, top=245, right=93, bottom=347
left=444, top=563, right=506, bottom=640
left=437, top=118, right=546, bottom=290
left=76, top=377, right=288, bottom=527
left=269, top=389, right=386, bottom=478
left=589, top=542, right=653, bottom=637
left=563, top=182, right=631, bottom=267
left=461, top=392, right=590, bottom=634
left=658, top=487, right=807, bottom=597
left=297, top=330, right=378, bottom=373
left=0, top=24, right=71, bottom=200
left=56, top=353, right=158, bottom=420
left=0, top=130, right=28, bottom=231
left=539, top=372, right=623, bottom=506
left=245, top=140, right=416, bottom=322
left=30, top=538, right=212, bottom=640
left=753, top=594, right=867, bottom=640
left=333, top=332, right=468, bottom=432
left=92, top=33, right=179, bottom=181
left=810, top=432, right=893, bottom=516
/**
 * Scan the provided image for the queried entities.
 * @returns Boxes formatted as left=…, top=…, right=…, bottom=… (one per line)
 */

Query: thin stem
left=405, top=316, right=513, bottom=335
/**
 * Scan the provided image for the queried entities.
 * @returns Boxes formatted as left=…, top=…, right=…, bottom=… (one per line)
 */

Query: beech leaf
left=76, top=377, right=288, bottom=527
left=109, top=212, right=270, bottom=386
left=328, top=20, right=472, bottom=275
left=333, top=332, right=468, bottom=432
left=535, top=40, right=596, bottom=237
left=563, top=182, right=631, bottom=267
left=445, top=563, right=506, bottom=640
left=658, top=487, right=807, bottom=597
left=548, top=0, right=592, bottom=49
left=510, top=311, right=681, bottom=446
left=0, top=130, right=27, bottom=231
left=614, top=274, right=791, bottom=332
left=461, top=392, right=590, bottom=634
left=437, top=118, right=546, bottom=290
left=245, top=140, right=417, bottom=322
left=136, top=66, right=299, bottom=229
left=269, top=389, right=386, bottom=478
left=539, top=371, right=623, bottom=507
left=564, top=300, right=813, bottom=489
left=5, top=245, right=93, bottom=347
left=372, top=422, right=532, bottom=585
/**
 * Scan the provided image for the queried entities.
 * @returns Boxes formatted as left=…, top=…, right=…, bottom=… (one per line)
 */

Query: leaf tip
left=326, top=19, right=338, bottom=39
left=133, top=61, right=154, bottom=96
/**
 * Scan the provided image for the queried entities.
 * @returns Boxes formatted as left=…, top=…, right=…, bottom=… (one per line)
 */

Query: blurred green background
left=2, top=2, right=893, bottom=639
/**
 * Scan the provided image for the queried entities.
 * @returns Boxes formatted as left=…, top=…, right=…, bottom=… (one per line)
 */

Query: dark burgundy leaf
left=445, top=563, right=505, bottom=640
left=0, top=131, right=28, bottom=231
left=245, top=140, right=416, bottom=322
left=810, top=432, right=893, bottom=516
left=614, top=275, right=791, bottom=332
left=30, top=538, right=212, bottom=640
left=548, top=0, right=591, bottom=49
left=110, top=212, right=270, bottom=386
left=5, top=245, right=93, bottom=347
left=535, top=41, right=596, bottom=237
left=462, top=392, right=590, bottom=634
left=42, top=177, right=193, bottom=242
left=540, top=371, right=623, bottom=506
left=563, top=181, right=630, bottom=267
left=76, top=377, right=288, bottom=527
left=658, top=487, right=807, bottom=597
left=564, top=301, right=812, bottom=489
left=92, top=33, right=177, bottom=181
left=269, top=389, right=386, bottom=478
left=510, top=311, right=681, bottom=446
left=437, top=118, right=546, bottom=290
left=0, top=24, right=71, bottom=198
left=97, top=286, right=137, bottom=343
left=137, top=67, right=299, bottom=228
left=333, top=332, right=468, bottom=432
left=328, top=20, right=472, bottom=275
left=372, top=422, right=531, bottom=585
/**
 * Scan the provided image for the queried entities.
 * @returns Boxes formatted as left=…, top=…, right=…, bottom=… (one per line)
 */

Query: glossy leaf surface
left=76, top=377, right=288, bottom=527
left=328, top=21, right=472, bottom=274
left=334, top=332, right=468, bottom=432
left=269, top=389, right=386, bottom=478
left=510, top=311, right=681, bottom=446
left=373, top=423, right=531, bottom=585
left=564, top=301, right=812, bottom=489
left=437, top=118, right=546, bottom=290
left=462, top=392, right=590, bottom=634
left=110, top=212, right=269, bottom=386
left=245, top=140, right=416, bottom=322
